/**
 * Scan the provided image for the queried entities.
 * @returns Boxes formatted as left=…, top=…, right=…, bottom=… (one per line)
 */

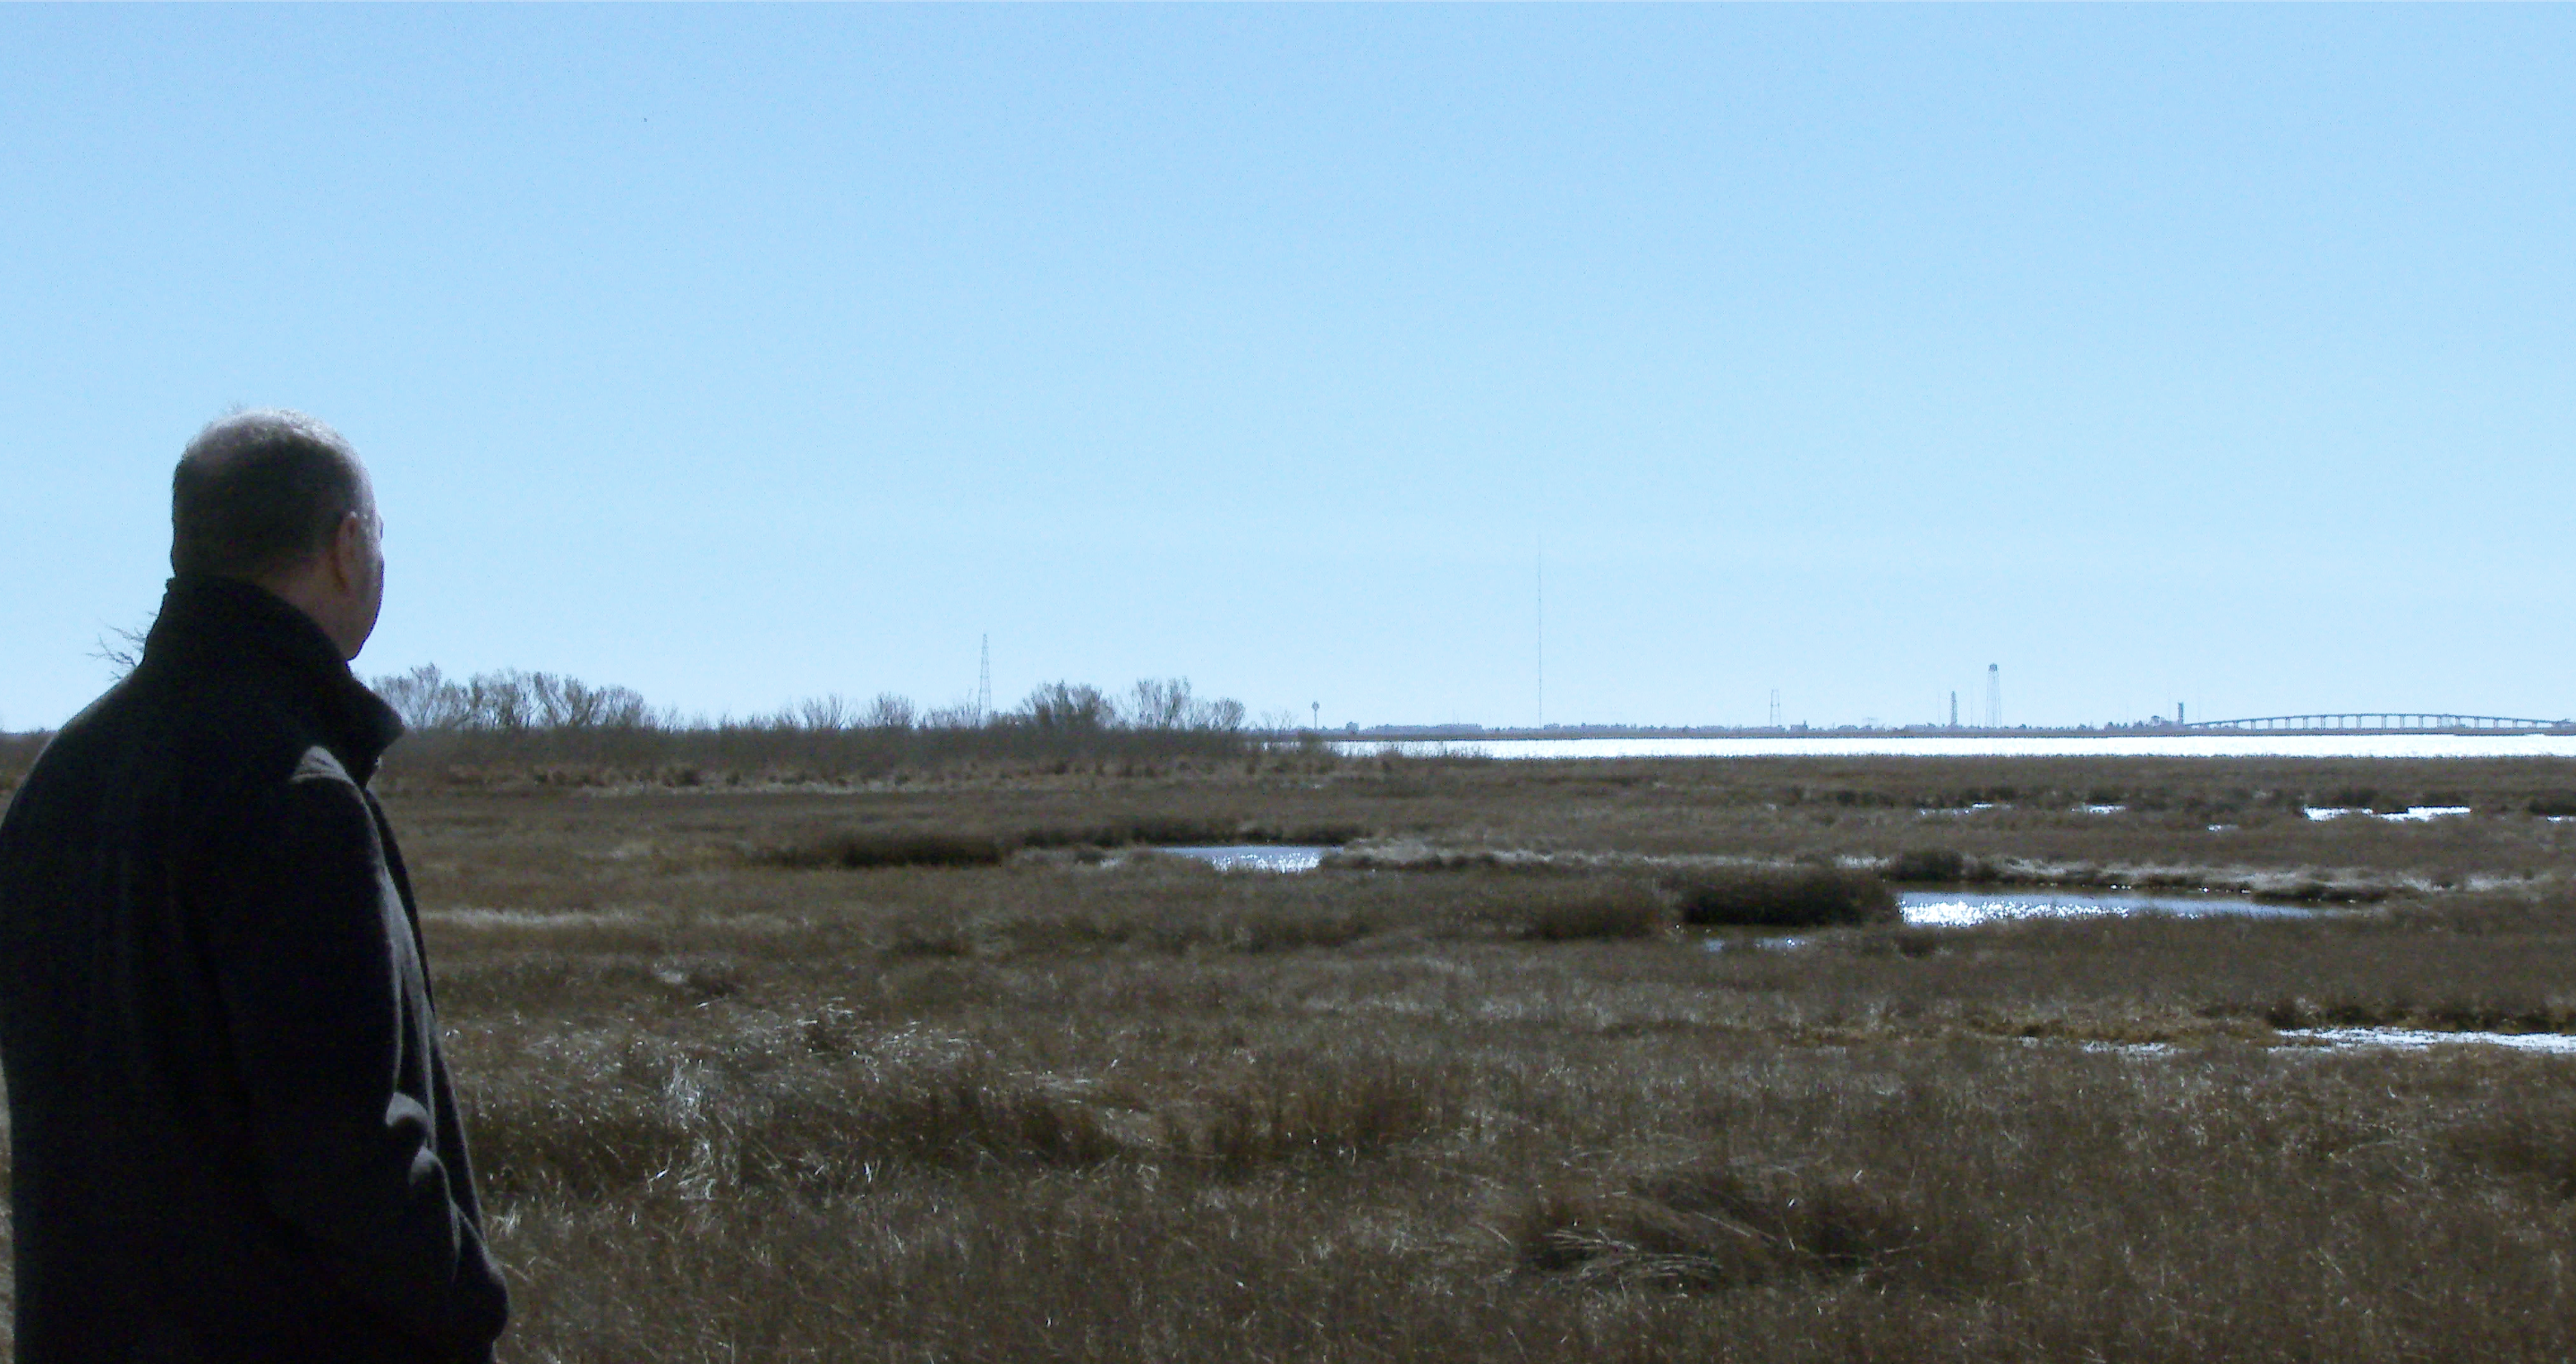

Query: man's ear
left=328, top=513, right=368, bottom=592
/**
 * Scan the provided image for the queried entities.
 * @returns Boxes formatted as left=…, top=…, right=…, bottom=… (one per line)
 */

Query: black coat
left=0, top=576, right=508, bottom=1363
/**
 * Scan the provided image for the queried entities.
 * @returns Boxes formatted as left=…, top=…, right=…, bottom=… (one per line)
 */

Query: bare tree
left=374, top=665, right=471, bottom=729
left=860, top=693, right=917, bottom=729
left=91, top=622, right=151, bottom=682
left=1019, top=682, right=1114, bottom=734
left=796, top=694, right=854, bottom=732
left=371, top=667, right=649, bottom=732
left=1187, top=696, right=1248, bottom=732
left=1126, top=678, right=1193, bottom=729
left=533, top=674, right=650, bottom=729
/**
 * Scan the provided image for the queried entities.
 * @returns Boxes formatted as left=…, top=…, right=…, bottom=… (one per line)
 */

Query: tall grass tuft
left=1886, top=847, right=1970, bottom=882
left=461, top=1027, right=1122, bottom=1200
left=757, top=831, right=1009, bottom=870
left=1512, top=1159, right=1946, bottom=1290
left=1662, top=866, right=1898, bottom=928
left=1163, top=1055, right=1452, bottom=1172
left=1491, top=875, right=1675, bottom=941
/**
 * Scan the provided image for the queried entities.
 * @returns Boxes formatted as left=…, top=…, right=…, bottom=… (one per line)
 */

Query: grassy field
left=9, top=750, right=2576, bottom=1360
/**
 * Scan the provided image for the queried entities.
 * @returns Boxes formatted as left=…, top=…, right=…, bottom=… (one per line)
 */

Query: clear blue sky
left=5, top=6, right=2572, bottom=732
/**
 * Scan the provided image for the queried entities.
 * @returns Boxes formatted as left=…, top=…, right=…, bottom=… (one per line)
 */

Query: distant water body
left=1333, top=735, right=2576, bottom=761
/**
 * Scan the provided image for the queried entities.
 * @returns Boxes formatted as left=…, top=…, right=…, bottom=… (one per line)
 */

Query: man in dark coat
left=0, top=412, right=509, bottom=1362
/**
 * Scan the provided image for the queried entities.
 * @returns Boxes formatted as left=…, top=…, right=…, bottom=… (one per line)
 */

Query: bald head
left=171, top=410, right=387, bottom=659
left=172, top=410, right=373, bottom=582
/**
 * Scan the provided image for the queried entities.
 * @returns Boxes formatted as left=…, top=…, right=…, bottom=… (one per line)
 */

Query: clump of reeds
left=1161, top=1054, right=1453, bottom=1173
left=757, top=831, right=1009, bottom=870
left=1484, top=875, right=1674, bottom=941
left=460, top=1026, right=1123, bottom=1200
left=1885, top=847, right=1970, bottom=882
left=1510, top=1158, right=1945, bottom=1290
left=2258, top=995, right=2576, bottom=1034
left=2445, top=1086, right=2576, bottom=1198
left=1661, top=866, right=1898, bottom=928
left=1207, top=904, right=1378, bottom=953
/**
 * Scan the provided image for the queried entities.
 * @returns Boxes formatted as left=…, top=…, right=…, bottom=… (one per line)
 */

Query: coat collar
left=141, top=575, right=405, bottom=784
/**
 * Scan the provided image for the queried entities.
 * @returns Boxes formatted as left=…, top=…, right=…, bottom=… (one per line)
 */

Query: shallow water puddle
left=1155, top=845, right=1333, bottom=873
left=1899, top=888, right=2306, bottom=928
left=2304, top=806, right=2472, bottom=823
left=2281, top=1027, right=2576, bottom=1055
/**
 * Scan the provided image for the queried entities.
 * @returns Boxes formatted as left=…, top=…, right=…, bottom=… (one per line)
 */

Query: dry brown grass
left=13, top=754, right=2576, bottom=1360
left=382, top=747, right=2576, bottom=894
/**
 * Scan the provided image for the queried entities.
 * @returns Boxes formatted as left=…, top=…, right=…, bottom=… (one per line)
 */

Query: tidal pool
left=1156, top=845, right=1333, bottom=873
left=1898, top=888, right=2308, bottom=928
left=2282, top=1027, right=2576, bottom=1055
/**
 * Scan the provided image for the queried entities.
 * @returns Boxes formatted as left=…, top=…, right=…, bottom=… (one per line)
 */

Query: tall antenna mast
left=1769, top=688, right=1782, bottom=729
left=1535, top=534, right=1544, bottom=729
left=977, top=635, right=992, bottom=726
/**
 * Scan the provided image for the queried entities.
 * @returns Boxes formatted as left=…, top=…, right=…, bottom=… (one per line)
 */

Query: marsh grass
left=1512, top=1158, right=1947, bottom=1290
left=1159, top=1054, right=1454, bottom=1172
left=756, top=830, right=1010, bottom=869
left=422, top=871, right=2576, bottom=1362
left=16, top=754, right=2576, bottom=1360
left=746, top=815, right=1370, bottom=871
left=1496, top=875, right=1675, bottom=941
left=1885, top=846, right=1969, bottom=882
left=458, top=1021, right=1127, bottom=1201
left=1663, top=865, right=1898, bottom=927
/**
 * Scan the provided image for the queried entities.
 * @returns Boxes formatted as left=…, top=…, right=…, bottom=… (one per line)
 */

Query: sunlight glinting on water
left=1156, top=846, right=1331, bottom=873
left=2284, top=1028, right=2576, bottom=1055
left=1897, top=890, right=2308, bottom=929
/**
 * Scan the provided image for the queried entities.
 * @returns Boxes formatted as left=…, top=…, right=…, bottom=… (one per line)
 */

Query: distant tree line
left=4, top=668, right=1271, bottom=796
left=371, top=667, right=658, bottom=733
left=368, top=666, right=1250, bottom=737
left=0, top=730, right=46, bottom=794
left=354, top=667, right=1265, bottom=786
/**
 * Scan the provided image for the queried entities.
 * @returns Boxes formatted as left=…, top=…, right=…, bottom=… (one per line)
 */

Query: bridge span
left=2186, top=713, right=2574, bottom=734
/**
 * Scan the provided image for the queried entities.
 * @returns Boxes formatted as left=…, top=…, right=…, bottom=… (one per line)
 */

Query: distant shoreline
left=1331, top=723, right=2576, bottom=741
left=1323, top=732, right=2576, bottom=760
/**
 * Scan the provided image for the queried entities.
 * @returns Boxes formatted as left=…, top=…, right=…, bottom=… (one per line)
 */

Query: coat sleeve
left=200, top=758, right=508, bottom=1355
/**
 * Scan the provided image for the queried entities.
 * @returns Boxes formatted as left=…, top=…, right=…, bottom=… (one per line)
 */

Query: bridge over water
left=2186, top=713, right=2574, bottom=734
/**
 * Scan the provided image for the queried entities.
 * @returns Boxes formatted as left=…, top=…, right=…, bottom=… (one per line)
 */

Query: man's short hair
left=171, top=411, right=369, bottom=580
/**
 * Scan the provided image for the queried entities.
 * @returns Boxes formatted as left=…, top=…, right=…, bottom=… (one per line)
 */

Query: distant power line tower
left=1769, top=688, right=1783, bottom=729
left=977, top=635, right=992, bottom=726
left=1985, top=664, right=2001, bottom=729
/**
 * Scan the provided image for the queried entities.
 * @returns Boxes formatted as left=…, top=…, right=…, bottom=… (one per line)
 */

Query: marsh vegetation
left=5, top=748, right=2576, bottom=1359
